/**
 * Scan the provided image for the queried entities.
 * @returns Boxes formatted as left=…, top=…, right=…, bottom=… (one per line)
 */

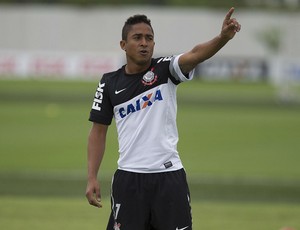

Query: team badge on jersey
left=142, top=68, right=157, bottom=86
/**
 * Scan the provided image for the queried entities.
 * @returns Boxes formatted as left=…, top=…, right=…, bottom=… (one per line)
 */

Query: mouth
left=139, top=50, right=149, bottom=56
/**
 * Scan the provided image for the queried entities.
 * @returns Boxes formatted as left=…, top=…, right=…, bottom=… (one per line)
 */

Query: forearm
left=193, top=35, right=229, bottom=62
left=87, top=142, right=104, bottom=181
left=87, top=124, right=107, bottom=181
left=179, top=34, right=230, bottom=74
left=86, top=123, right=108, bottom=208
left=179, top=7, right=241, bottom=74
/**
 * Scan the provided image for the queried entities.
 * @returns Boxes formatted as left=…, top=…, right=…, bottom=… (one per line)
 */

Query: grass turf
left=1, top=79, right=300, bottom=179
left=1, top=197, right=300, bottom=230
left=0, top=78, right=300, bottom=229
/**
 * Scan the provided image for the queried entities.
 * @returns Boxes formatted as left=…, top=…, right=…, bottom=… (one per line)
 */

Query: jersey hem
left=117, top=165, right=184, bottom=174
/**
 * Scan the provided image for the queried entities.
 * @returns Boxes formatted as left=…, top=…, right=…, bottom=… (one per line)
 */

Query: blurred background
left=0, top=0, right=300, bottom=87
left=0, top=1, right=300, bottom=230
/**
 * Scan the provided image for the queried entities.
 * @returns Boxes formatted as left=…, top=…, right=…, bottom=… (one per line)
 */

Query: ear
left=120, top=40, right=126, bottom=51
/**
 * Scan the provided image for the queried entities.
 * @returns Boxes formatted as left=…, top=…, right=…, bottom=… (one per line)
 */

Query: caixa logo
left=119, top=89, right=163, bottom=119
left=92, top=82, right=105, bottom=111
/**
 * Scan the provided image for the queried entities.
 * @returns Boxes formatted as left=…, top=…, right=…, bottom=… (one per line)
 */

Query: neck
left=125, top=61, right=151, bottom=75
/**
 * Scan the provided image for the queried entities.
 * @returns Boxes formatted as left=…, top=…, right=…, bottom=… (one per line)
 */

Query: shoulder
left=151, top=56, right=175, bottom=77
left=151, top=55, right=183, bottom=85
left=153, top=56, right=174, bottom=65
left=101, top=66, right=124, bottom=83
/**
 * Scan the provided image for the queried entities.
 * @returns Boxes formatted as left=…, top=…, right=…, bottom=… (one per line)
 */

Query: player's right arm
left=85, top=122, right=108, bottom=208
left=178, top=7, right=241, bottom=74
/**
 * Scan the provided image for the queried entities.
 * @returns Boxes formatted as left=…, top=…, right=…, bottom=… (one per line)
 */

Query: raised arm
left=179, top=7, right=241, bottom=74
left=85, top=122, right=108, bottom=208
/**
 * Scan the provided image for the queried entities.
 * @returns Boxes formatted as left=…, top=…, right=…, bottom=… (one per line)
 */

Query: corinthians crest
left=142, top=68, right=158, bottom=86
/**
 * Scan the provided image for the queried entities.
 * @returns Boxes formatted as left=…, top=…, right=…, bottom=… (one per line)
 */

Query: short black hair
left=122, top=14, right=154, bottom=41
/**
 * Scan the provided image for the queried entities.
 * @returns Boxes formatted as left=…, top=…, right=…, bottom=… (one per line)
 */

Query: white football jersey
left=89, top=54, right=194, bottom=173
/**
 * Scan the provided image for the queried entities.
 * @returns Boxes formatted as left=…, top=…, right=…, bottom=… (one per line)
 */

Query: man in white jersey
left=86, top=8, right=241, bottom=230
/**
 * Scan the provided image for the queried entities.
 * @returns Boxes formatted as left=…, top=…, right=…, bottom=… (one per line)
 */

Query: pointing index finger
left=225, top=7, right=235, bottom=21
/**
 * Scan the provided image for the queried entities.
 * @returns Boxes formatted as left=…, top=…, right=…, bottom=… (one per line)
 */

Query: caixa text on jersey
left=118, top=89, right=163, bottom=119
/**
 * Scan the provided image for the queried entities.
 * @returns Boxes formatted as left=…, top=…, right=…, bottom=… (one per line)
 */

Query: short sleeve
left=169, top=54, right=195, bottom=82
left=89, top=76, right=114, bottom=125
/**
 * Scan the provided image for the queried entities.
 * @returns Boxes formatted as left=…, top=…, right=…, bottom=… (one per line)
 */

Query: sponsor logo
left=118, top=89, right=163, bottom=119
left=157, top=56, right=173, bottom=63
left=92, top=82, right=105, bottom=111
left=115, top=88, right=126, bottom=94
left=176, top=226, right=189, bottom=230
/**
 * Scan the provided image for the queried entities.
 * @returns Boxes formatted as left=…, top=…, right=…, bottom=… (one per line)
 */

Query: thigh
left=106, top=170, right=151, bottom=230
left=151, top=169, right=192, bottom=230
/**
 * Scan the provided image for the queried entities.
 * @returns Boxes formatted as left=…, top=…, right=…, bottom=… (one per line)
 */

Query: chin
left=137, top=58, right=151, bottom=66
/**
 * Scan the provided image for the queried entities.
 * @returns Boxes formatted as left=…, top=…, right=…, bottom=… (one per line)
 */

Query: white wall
left=0, top=5, right=300, bottom=80
left=1, top=5, right=299, bottom=57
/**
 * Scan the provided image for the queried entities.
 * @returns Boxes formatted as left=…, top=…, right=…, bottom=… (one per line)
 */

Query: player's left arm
left=179, top=7, right=241, bottom=74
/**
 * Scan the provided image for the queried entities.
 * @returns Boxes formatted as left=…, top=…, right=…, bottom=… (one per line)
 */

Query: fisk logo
left=119, top=89, right=163, bottom=119
left=92, top=82, right=105, bottom=111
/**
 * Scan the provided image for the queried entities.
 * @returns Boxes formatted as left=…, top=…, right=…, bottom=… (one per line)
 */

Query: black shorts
left=106, top=169, right=192, bottom=230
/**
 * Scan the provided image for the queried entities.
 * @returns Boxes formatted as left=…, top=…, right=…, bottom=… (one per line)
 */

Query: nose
left=140, top=37, right=148, bottom=46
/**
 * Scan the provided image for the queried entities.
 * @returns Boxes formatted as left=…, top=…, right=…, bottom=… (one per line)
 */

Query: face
left=120, top=22, right=155, bottom=69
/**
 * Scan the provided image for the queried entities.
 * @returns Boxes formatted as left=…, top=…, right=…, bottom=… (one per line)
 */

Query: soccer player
left=86, top=7, right=241, bottom=230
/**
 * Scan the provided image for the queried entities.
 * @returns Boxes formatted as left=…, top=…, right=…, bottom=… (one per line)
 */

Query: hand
left=221, top=7, right=241, bottom=40
left=85, top=179, right=102, bottom=208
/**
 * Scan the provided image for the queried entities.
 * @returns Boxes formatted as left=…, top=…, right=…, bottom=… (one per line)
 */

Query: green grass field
left=1, top=79, right=300, bottom=230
